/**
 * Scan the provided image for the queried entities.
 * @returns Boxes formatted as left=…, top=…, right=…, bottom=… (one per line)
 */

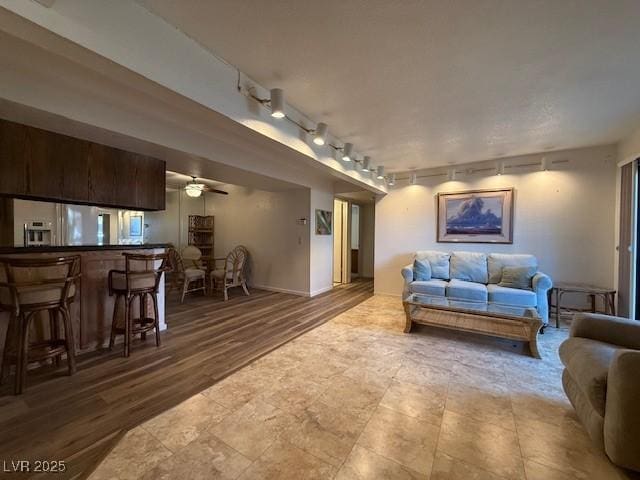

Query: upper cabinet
left=0, top=119, right=165, bottom=210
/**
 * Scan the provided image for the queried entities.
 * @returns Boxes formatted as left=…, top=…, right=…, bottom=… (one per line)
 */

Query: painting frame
left=315, top=209, right=332, bottom=235
left=437, top=188, right=514, bottom=244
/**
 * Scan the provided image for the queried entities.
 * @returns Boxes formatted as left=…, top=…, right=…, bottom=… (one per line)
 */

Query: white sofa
left=401, top=251, right=553, bottom=325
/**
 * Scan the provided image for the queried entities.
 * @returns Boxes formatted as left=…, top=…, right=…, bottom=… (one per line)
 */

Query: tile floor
left=90, top=296, right=635, bottom=480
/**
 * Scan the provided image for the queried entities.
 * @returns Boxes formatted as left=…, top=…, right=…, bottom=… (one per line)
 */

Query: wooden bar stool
left=108, top=253, right=168, bottom=357
left=0, top=255, right=81, bottom=395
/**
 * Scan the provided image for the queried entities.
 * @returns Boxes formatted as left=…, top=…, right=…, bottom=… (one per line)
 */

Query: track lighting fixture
left=410, top=172, right=418, bottom=185
left=497, top=161, right=505, bottom=176
left=313, top=122, right=328, bottom=145
left=387, top=174, right=396, bottom=186
left=540, top=157, right=548, bottom=171
left=270, top=88, right=285, bottom=118
left=448, top=168, right=456, bottom=181
left=376, top=166, right=385, bottom=179
left=361, top=156, right=371, bottom=172
left=342, top=143, right=354, bottom=161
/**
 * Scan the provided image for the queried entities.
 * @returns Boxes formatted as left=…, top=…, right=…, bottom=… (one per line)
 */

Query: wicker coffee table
left=403, top=294, right=543, bottom=358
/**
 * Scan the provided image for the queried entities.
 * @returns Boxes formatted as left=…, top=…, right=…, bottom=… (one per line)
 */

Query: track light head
left=497, top=161, right=505, bottom=176
left=410, top=172, right=418, bottom=185
left=361, top=156, right=371, bottom=172
left=447, top=168, right=456, bottom=181
left=270, top=88, right=285, bottom=118
left=313, top=122, right=328, bottom=145
left=387, top=173, right=396, bottom=186
left=342, top=143, right=354, bottom=161
left=376, top=166, right=385, bottom=179
left=540, top=157, right=549, bottom=171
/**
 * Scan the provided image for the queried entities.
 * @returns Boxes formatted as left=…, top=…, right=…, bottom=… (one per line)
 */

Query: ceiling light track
left=236, top=69, right=381, bottom=181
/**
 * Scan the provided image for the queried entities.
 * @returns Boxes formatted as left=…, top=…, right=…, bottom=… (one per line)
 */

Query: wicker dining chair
left=167, top=247, right=206, bottom=303
left=210, top=246, right=250, bottom=301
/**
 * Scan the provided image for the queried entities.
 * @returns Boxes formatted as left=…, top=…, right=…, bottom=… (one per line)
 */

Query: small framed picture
left=130, top=215, right=143, bottom=236
left=437, top=188, right=514, bottom=243
left=315, top=209, right=332, bottom=235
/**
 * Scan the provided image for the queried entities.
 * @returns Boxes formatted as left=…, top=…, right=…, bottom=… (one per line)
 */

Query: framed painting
left=315, top=209, right=332, bottom=235
left=437, top=188, right=514, bottom=243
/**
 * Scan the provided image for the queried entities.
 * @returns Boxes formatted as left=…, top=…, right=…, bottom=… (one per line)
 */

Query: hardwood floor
left=0, top=280, right=373, bottom=479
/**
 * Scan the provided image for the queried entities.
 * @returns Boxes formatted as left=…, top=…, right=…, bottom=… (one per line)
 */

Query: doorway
left=333, top=198, right=349, bottom=284
left=351, top=204, right=360, bottom=278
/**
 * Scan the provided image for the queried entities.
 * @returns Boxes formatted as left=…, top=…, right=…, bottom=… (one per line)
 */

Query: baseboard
left=251, top=284, right=310, bottom=297
left=310, top=285, right=334, bottom=297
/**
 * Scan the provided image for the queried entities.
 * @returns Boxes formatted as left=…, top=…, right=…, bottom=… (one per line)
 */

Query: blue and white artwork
left=445, top=196, right=503, bottom=235
left=437, top=189, right=513, bottom=243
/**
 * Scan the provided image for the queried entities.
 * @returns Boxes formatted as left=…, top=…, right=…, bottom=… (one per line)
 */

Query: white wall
left=619, top=124, right=640, bottom=164
left=375, top=145, right=618, bottom=296
left=310, top=188, right=334, bottom=295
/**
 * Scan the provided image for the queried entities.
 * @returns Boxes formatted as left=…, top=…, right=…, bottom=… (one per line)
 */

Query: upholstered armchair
left=559, top=313, right=640, bottom=472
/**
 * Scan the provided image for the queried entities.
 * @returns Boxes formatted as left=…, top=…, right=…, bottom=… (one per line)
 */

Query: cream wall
left=205, top=185, right=311, bottom=295
left=375, top=145, right=618, bottom=296
left=359, top=203, right=375, bottom=278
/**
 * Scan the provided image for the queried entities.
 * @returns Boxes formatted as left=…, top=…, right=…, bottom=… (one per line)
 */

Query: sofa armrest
left=604, top=349, right=640, bottom=470
left=532, top=272, right=552, bottom=325
left=401, top=264, right=414, bottom=284
left=570, top=313, right=640, bottom=350
left=532, top=272, right=552, bottom=292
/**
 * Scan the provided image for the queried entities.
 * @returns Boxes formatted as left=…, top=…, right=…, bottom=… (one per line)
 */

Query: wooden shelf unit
left=188, top=215, right=214, bottom=256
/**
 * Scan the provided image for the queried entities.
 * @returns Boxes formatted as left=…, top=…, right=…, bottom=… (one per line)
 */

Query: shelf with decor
left=188, top=215, right=214, bottom=256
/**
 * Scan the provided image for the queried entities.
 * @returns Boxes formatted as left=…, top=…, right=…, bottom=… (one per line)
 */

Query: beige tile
left=263, top=376, right=327, bottom=415
left=316, top=375, right=387, bottom=420
left=142, top=393, right=230, bottom=452
left=209, top=399, right=297, bottom=460
left=379, top=380, right=446, bottom=426
left=237, top=439, right=335, bottom=480
left=395, top=359, right=451, bottom=388
left=89, top=427, right=172, bottom=480
left=450, top=363, right=509, bottom=393
left=356, top=405, right=440, bottom=475
left=202, top=368, right=278, bottom=410
left=516, top=416, right=623, bottom=480
left=445, top=382, right=516, bottom=431
left=334, top=445, right=424, bottom=480
left=524, top=459, right=590, bottom=480
left=140, top=430, right=251, bottom=480
left=279, top=401, right=368, bottom=466
left=437, top=410, right=525, bottom=480
left=431, top=451, right=508, bottom=480
left=509, top=389, right=577, bottom=427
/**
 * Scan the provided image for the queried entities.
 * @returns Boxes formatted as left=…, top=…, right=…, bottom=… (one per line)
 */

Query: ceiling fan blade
left=203, top=187, right=229, bottom=195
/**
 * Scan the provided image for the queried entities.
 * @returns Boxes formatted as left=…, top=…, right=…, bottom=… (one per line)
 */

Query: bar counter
left=0, top=244, right=170, bottom=356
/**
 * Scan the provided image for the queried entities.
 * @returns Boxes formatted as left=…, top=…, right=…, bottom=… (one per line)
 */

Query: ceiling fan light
left=313, top=122, right=328, bottom=145
left=342, top=143, right=354, bottom=161
left=270, top=88, right=285, bottom=118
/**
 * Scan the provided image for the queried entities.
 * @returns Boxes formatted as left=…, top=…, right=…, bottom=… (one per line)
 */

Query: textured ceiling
left=138, top=0, right=640, bottom=171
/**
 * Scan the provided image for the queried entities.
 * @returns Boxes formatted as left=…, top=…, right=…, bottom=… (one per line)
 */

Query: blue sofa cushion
left=499, top=266, right=537, bottom=290
left=450, top=252, right=488, bottom=284
left=487, top=284, right=537, bottom=307
left=487, top=253, right=538, bottom=284
left=413, top=259, right=431, bottom=281
left=446, top=279, right=488, bottom=302
left=415, top=251, right=450, bottom=280
left=410, top=279, right=447, bottom=296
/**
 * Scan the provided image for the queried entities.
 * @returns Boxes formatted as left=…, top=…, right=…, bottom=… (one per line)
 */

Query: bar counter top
left=0, top=243, right=171, bottom=255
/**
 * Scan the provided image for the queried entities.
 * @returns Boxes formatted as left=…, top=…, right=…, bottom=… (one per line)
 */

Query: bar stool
left=108, top=252, right=168, bottom=357
left=0, top=255, right=81, bottom=395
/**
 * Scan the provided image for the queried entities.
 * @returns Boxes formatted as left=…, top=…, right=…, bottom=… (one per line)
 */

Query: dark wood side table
left=550, top=282, right=616, bottom=328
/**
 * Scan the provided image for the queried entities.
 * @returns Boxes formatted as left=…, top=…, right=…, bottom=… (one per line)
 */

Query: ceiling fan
left=182, top=176, right=228, bottom=197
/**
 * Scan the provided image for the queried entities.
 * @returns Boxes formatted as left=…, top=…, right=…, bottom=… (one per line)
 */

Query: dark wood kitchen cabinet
left=0, top=119, right=165, bottom=210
